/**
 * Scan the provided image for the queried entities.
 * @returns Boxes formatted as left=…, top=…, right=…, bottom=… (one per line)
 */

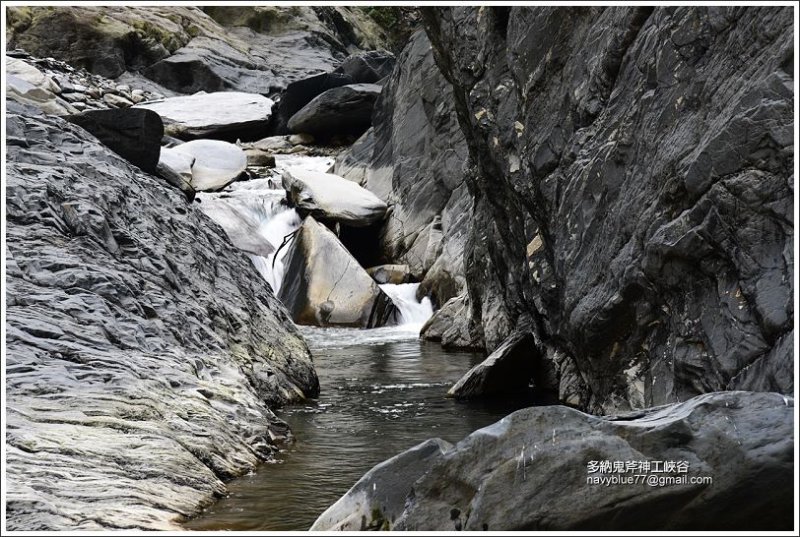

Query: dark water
left=185, top=325, right=537, bottom=531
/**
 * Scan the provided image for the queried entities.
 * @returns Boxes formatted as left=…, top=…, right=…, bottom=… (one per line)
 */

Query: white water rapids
left=197, top=155, right=433, bottom=328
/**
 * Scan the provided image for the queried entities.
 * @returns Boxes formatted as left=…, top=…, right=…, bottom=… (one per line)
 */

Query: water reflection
left=185, top=327, right=539, bottom=531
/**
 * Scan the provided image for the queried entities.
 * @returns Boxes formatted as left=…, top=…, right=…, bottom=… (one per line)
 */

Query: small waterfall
left=379, top=283, right=434, bottom=326
left=197, top=155, right=335, bottom=292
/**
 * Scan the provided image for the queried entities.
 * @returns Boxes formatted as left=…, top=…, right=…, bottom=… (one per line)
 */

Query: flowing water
left=186, top=155, right=540, bottom=530
left=185, top=323, right=540, bottom=531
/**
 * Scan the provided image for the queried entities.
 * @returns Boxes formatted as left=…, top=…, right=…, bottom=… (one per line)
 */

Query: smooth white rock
left=171, top=140, right=247, bottom=191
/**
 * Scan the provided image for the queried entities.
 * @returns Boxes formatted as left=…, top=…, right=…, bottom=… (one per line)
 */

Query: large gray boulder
left=165, top=139, right=247, bottom=192
left=421, top=6, right=794, bottom=412
left=5, top=105, right=318, bottom=530
left=282, top=168, right=388, bottom=227
left=287, top=83, right=382, bottom=137
left=135, top=91, right=274, bottom=141
left=313, top=391, right=794, bottom=531
left=278, top=216, right=396, bottom=328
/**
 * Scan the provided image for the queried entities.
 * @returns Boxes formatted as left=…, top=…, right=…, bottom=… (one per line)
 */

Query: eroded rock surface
left=5, top=105, right=319, bottom=530
left=313, top=391, right=794, bottom=531
left=421, top=6, right=794, bottom=412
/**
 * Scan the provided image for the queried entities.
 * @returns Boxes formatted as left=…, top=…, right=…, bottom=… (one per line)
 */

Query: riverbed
left=185, top=325, right=540, bottom=531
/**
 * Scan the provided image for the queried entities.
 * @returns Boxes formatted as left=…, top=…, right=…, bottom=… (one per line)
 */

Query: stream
left=185, top=323, right=539, bottom=531
left=184, top=155, right=540, bottom=530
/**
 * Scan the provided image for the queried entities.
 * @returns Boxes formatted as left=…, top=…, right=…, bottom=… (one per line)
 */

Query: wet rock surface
left=314, top=391, right=794, bottom=531
left=333, top=50, right=396, bottom=84
left=5, top=106, right=319, bottom=530
left=421, top=6, right=794, bottom=412
left=278, top=217, right=397, bottom=328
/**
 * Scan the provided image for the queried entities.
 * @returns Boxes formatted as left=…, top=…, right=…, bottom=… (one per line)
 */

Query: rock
left=102, top=92, right=133, bottom=108
left=447, top=331, right=540, bottom=398
left=366, top=264, right=413, bottom=284
left=332, top=30, right=470, bottom=303
left=66, top=108, right=163, bottom=173
left=7, top=6, right=388, bottom=88
left=168, top=140, right=247, bottom=192
left=271, top=72, right=355, bottom=134
left=141, top=8, right=388, bottom=95
left=6, top=57, right=76, bottom=115
left=156, top=148, right=195, bottom=199
left=420, top=6, right=794, bottom=412
left=244, top=149, right=276, bottom=167
left=287, top=83, right=382, bottom=137
left=5, top=106, right=318, bottom=530
left=289, top=133, right=315, bottom=145
left=194, top=197, right=276, bottom=258
left=130, top=89, right=146, bottom=103
left=278, top=216, right=397, bottom=328
left=282, top=168, right=388, bottom=227
left=333, top=50, right=396, bottom=83
left=420, top=293, right=482, bottom=350
left=311, top=438, right=452, bottom=531
left=135, top=91, right=274, bottom=141
left=314, top=391, right=794, bottom=531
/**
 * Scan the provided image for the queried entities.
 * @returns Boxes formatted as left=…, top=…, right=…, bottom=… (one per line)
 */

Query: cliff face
left=5, top=104, right=319, bottom=529
left=6, top=6, right=388, bottom=94
left=422, top=6, right=793, bottom=413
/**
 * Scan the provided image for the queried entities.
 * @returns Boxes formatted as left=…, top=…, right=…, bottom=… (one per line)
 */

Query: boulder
left=420, top=293, right=482, bottom=350
left=168, top=140, right=247, bottom=192
left=311, top=439, right=452, bottom=531
left=135, top=91, right=274, bottom=141
left=6, top=57, right=76, bottom=115
left=155, top=148, right=195, bottom=200
left=287, top=83, right=382, bottom=137
left=243, top=148, right=276, bottom=167
left=66, top=108, right=164, bottom=173
left=366, top=264, right=413, bottom=284
left=282, top=168, right=388, bottom=227
left=278, top=216, right=396, bottom=328
left=271, top=72, right=354, bottom=134
left=333, top=50, right=396, bottom=83
left=313, top=391, right=794, bottom=531
left=6, top=106, right=318, bottom=530
left=447, top=331, right=539, bottom=399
